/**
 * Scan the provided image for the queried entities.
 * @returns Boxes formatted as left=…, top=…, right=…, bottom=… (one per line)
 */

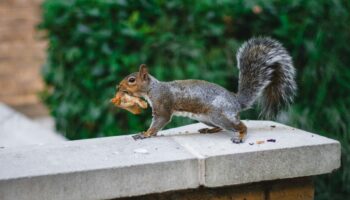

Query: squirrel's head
left=117, top=64, right=150, bottom=97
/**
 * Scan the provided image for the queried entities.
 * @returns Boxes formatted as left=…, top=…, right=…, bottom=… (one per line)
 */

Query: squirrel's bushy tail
left=236, top=37, right=296, bottom=118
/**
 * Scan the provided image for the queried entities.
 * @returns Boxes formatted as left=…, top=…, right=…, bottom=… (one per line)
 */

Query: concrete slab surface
left=0, top=135, right=199, bottom=200
left=0, top=120, right=341, bottom=200
left=166, top=121, right=340, bottom=187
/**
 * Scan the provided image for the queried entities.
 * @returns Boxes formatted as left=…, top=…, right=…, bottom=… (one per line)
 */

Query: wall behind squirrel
left=0, top=0, right=47, bottom=117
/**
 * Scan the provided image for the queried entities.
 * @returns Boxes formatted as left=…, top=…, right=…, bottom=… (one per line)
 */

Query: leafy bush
left=40, top=0, right=350, bottom=199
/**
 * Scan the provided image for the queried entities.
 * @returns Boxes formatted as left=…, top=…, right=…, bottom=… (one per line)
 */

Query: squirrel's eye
left=128, top=77, right=136, bottom=83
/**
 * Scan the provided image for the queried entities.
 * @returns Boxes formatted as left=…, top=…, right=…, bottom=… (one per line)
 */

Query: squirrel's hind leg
left=230, top=121, right=247, bottom=144
left=198, top=122, right=222, bottom=134
left=199, top=127, right=222, bottom=134
left=209, top=114, right=247, bottom=143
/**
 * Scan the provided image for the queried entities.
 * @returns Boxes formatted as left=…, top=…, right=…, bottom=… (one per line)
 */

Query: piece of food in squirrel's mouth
left=111, top=91, right=148, bottom=115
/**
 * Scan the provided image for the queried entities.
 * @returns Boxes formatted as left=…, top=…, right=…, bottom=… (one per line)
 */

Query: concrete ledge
left=0, top=136, right=199, bottom=200
left=0, top=121, right=341, bottom=200
left=0, top=103, right=65, bottom=148
left=166, top=121, right=340, bottom=187
left=119, top=177, right=314, bottom=200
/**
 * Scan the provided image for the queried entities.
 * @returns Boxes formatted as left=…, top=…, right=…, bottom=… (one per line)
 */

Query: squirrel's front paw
left=132, top=133, right=147, bottom=140
left=132, top=131, right=156, bottom=140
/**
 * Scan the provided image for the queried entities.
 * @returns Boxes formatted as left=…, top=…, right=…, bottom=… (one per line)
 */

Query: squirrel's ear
left=139, top=64, right=149, bottom=81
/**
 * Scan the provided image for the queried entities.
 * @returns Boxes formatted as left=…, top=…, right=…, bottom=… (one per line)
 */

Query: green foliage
left=39, top=0, right=350, bottom=199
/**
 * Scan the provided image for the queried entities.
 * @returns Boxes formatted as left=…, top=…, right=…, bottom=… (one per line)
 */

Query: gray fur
left=142, top=77, right=241, bottom=128
left=236, top=37, right=297, bottom=118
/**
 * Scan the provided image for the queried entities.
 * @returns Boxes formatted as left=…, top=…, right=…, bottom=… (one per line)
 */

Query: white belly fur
left=173, top=111, right=209, bottom=122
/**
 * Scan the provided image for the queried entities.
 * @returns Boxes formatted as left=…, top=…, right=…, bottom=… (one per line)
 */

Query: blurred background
left=0, top=0, right=349, bottom=199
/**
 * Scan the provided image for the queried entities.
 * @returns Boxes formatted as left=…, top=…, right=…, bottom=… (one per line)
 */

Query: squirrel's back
left=167, top=79, right=238, bottom=109
left=236, top=37, right=296, bottom=118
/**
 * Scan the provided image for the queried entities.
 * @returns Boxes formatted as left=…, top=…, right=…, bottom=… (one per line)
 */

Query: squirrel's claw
left=231, top=137, right=243, bottom=144
left=132, top=133, right=148, bottom=140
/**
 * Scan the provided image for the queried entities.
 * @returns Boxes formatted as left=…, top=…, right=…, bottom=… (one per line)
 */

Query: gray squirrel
left=117, top=37, right=297, bottom=143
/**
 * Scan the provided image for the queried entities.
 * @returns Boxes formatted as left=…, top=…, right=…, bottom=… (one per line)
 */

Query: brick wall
left=0, top=0, right=47, bottom=117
